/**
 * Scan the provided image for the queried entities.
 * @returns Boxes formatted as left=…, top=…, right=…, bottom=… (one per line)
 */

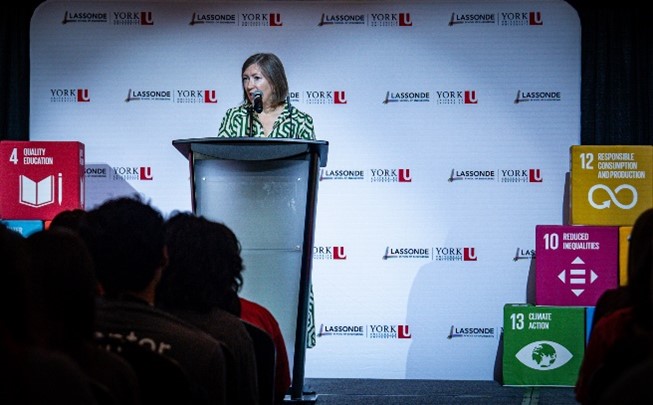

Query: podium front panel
left=194, top=156, right=310, bottom=372
left=238, top=249, right=301, bottom=373
left=194, top=157, right=308, bottom=248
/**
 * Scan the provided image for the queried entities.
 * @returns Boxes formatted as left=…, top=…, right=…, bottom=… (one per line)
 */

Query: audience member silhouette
left=575, top=207, right=653, bottom=404
left=594, top=236, right=653, bottom=404
left=597, top=357, right=653, bottom=405
left=78, top=195, right=230, bottom=404
left=157, top=212, right=259, bottom=404
left=590, top=208, right=653, bottom=332
left=25, top=228, right=140, bottom=405
left=0, top=222, right=98, bottom=404
left=594, top=334, right=653, bottom=404
left=48, top=208, right=87, bottom=231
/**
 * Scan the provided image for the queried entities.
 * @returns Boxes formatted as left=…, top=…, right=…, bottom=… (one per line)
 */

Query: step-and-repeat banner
left=30, top=0, right=580, bottom=380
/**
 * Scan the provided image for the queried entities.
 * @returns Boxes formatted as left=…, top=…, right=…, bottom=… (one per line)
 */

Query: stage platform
left=297, top=378, right=577, bottom=404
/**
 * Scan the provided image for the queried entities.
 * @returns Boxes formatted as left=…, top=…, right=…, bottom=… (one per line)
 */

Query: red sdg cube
left=0, top=141, right=85, bottom=220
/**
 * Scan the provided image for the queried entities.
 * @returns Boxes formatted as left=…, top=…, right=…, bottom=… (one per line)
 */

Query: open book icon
left=19, top=173, right=62, bottom=207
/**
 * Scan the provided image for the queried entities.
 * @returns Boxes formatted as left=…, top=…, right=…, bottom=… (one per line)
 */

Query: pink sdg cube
left=535, top=225, right=618, bottom=306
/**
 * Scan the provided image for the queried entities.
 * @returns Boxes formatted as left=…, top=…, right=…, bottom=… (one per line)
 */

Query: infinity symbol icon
left=588, top=184, right=638, bottom=209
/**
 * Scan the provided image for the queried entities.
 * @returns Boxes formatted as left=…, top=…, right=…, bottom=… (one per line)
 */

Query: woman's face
left=242, top=63, right=273, bottom=106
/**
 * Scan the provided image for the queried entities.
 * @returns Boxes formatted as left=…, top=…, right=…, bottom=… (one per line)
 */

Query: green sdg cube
left=502, top=304, right=585, bottom=386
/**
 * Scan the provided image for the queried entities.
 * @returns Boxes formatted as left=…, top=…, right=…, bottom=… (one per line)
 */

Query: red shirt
left=240, top=297, right=291, bottom=403
left=575, top=306, right=635, bottom=404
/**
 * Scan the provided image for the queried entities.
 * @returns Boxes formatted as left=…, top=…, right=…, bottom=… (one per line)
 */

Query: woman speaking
left=218, top=53, right=315, bottom=140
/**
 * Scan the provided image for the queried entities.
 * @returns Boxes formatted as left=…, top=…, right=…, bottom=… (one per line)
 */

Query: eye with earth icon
left=515, top=341, right=573, bottom=370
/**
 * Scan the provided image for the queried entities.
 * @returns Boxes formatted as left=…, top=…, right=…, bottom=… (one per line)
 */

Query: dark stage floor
left=292, top=378, right=578, bottom=404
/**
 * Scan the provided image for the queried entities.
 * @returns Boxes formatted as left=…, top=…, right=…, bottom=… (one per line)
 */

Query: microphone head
left=252, top=90, right=263, bottom=113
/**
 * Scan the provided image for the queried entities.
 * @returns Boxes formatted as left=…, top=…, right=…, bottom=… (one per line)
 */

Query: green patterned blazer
left=218, top=103, right=315, bottom=140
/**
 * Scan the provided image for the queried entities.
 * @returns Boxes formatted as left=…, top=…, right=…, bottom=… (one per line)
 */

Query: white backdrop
left=30, top=0, right=580, bottom=380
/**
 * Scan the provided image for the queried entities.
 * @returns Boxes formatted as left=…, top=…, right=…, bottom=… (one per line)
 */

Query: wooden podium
left=173, top=137, right=328, bottom=403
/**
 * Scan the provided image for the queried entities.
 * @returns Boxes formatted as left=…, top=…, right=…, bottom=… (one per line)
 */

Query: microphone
left=286, top=96, right=296, bottom=139
left=252, top=90, right=263, bottom=113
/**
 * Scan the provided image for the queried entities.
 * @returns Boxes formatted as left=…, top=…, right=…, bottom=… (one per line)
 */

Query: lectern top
left=172, top=137, right=328, bottom=167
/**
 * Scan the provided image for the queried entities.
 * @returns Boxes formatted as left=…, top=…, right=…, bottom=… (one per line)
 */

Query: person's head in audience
left=1, top=227, right=103, bottom=404
left=626, top=207, right=653, bottom=329
left=25, top=228, right=97, bottom=352
left=79, top=194, right=166, bottom=301
left=49, top=208, right=87, bottom=232
left=157, top=212, right=243, bottom=316
left=0, top=223, right=32, bottom=345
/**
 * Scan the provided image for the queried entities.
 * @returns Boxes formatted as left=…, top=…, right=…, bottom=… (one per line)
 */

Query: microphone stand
left=287, top=96, right=296, bottom=139
left=247, top=104, right=254, bottom=137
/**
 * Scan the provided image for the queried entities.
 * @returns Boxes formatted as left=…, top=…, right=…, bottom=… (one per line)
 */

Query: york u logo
left=270, top=13, right=282, bottom=26
left=463, top=247, right=477, bottom=261
left=140, top=11, right=153, bottom=25
left=139, top=167, right=153, bottom=180
left=77, top=89, right=90, bottom=102
left=529, top=169, right=542, bottom=182
left=398, top=325, right=411, bottom=339
left=333, top=246, right=347, bottom=260
left=529, top=11, right=543, bottom=26
left=334, top=91, right=347, bottom=104
left=464, top=90, right=477, bottom=104
left=399, top=168, right=412, bottom=182
left=399, top=13, right=412, bottom=26
left=204, top=90, right=217, bottom=104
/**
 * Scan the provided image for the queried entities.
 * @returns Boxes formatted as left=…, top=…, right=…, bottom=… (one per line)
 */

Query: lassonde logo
left=61, top=11, right=108, bottom=24
left=515, top=341, right=573, bottom=370
left=124, top=89, right=218, bottom=104
left=447, top=325, right=498, bottom=339
left=288, top=91, right=300, bottom=104
left=189, top=12, right=236, bottom=25
left=383, top=247, right=431, bottom=260
left=382, top=246, right=477, bottom=261
left=317, top=12, right=411, bottom=27
left=382, top=91, right=430, bottom=104
left=318, top=324, right=364, bottom=337
left=448, top=12, right=495, bottom=26
left=449, top=168, right=542, bottom=183
left=318, top=324, right=412, bottom=339
left=513, top=247, right=536, bottom=262
left=50, top=88, right=90, bottom=103
left=61, top=10, right=156, bottom=25
left=318, top=13, right=365, bottom=26
left=125, top=89, right=171, bottom=102
left=319, top=168, right=364, bottom=181
left=85, top=166, right=107, bottom=179
left=514, top=90, right=561, bottom=103
left=448, top=168, right=495, bottom=182
left=320, top=168, right=411, bottom=183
